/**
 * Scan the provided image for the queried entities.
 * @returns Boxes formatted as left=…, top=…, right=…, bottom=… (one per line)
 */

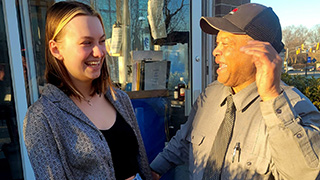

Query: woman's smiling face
left=56, top=15, right=106, bottom=85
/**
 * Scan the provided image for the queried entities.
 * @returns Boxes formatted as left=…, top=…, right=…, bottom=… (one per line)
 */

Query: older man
left=150, top=3, right=320, bottom=180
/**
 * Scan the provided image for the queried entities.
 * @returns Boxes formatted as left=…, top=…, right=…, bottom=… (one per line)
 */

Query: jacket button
left=246, top=161, right=252, bottom=166
left=276, top=108, right=282, bottom=114
left=296, top=133, right=303, bottom=138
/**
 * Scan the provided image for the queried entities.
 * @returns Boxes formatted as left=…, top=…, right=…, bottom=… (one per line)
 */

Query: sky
left=251, top=0, right=320, bottom=29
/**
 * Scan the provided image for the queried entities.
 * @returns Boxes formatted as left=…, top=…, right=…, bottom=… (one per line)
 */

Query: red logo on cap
left=229, top=8, right=238, bottom=15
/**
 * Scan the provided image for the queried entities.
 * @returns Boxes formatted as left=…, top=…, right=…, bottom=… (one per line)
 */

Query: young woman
left=23, top=1, right=152, bottom=179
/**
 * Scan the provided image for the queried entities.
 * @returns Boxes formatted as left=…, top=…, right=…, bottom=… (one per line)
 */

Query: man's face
left=213, top=31, right=256, bottom=93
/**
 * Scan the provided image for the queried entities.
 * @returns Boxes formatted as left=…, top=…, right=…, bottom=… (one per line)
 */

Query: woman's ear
left=49, top=40, right=63, bottom=60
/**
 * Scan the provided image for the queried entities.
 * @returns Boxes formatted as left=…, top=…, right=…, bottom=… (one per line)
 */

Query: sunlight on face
left=58, top=15, right=106, bottom=85
left=213, top=31, right=256, bottom=92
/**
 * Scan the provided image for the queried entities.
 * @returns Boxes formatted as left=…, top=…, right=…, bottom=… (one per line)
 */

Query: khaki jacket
left=151, top=81, right=320, bottom=180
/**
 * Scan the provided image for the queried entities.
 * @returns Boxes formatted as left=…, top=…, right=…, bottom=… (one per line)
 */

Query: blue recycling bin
left=131, top=97, right=169, bottom=163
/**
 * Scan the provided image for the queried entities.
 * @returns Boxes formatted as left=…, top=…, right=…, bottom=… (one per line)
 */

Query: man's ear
left=49, top=40, right=63, bottom=60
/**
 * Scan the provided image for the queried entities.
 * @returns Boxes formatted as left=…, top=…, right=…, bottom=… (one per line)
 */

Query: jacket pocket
left=246, top=154, right=270, bottom=174
left=239, top=152, right=270, bottom=176
left=186, top=131, right=205, bottom=146
left=224, top=151, right=270, bottom=179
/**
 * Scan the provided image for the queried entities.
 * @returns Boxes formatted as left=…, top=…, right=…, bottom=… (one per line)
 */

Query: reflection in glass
left=0, top=2, right=23, bottom=180
left=28, top=0, right=55, bottom=96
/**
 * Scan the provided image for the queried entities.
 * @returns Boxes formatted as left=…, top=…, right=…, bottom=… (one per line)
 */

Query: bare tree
left=308, top=25, right=320, bottom=44
left=282, top=25, right=309, bottom=65
left=283, top=25, right=309, bottom=49
left=163, top=0, right=189, bottom=33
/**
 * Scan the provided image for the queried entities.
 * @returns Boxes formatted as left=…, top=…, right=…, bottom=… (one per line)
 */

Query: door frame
left=2, top=0, right=35, bottom=179
left=190, top=0, right=202, bottom=104
left=189, top=0, right=215, bottom=110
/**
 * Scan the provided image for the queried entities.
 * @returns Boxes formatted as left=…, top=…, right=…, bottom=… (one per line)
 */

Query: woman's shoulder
left=105, top=88, right=133, bottom=112
left=107, top=88, right=130, bottom=101
left=115, top=88, right=128, bottom=96
left=24, top=96, right=51, bottom=133
left=26, top=84, right=64, bottom=117
left=26, top=95, right=53, bottom=120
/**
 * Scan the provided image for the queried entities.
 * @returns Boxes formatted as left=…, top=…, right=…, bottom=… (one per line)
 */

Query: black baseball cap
left=200, top=3, right=284, bottom=53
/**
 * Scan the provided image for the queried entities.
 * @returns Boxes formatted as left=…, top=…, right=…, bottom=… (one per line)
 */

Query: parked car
left=287, top=66, right=294, bottom=71
left=301, top=66, right=315, bottom=71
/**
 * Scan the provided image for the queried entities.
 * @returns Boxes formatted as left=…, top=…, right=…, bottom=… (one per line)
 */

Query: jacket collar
left=104, top=88, right=129, bottom=124
left=41, top=83, right=124, bottom=130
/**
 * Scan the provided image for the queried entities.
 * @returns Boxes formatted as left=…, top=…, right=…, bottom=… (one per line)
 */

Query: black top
left=100, top=112, right=140, bottom=179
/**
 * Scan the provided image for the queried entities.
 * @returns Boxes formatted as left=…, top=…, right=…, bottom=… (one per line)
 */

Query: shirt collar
left=220, top=82, right=260, bottom=112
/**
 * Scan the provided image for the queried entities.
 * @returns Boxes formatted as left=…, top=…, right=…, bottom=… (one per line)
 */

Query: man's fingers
left=241, top=40, right=278, bottom=53
left=240, top=41, right=282, bottom=66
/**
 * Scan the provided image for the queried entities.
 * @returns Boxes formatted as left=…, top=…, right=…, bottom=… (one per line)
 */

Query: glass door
left=0, top=0, right=28, bottom=179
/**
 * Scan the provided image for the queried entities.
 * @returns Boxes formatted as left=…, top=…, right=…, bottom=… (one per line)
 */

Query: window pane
left=0, top=2, right=23, bottom=179
left=28, top=0, right=55, bottom=95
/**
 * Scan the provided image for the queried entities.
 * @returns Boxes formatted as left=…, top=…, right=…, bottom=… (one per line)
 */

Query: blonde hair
left=45, top=1, right=116, bottom=100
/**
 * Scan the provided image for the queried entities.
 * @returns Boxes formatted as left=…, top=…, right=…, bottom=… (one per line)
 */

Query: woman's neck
left=72, top=79, right=94, bottom=98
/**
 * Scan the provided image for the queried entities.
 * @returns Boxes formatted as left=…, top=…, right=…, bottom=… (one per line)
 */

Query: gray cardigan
left=23, top=84, right=152, bottom=180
